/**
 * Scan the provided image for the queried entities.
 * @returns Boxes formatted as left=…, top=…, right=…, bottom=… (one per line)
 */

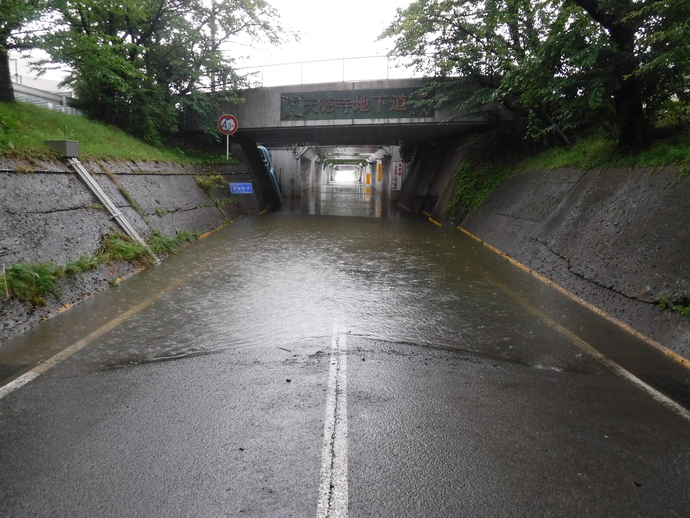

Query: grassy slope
left=518, top=130, right=690, bottom=172
left=0, top=101, right=191, bottom=162
left=447, top=124, right=690, bottom=214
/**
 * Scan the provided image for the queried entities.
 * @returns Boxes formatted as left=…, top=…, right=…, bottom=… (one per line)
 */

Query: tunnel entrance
left=262, top=144, right=405, bottom=218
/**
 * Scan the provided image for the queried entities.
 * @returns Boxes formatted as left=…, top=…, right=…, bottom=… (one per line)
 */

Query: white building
left=8, top=52, right=78, bottom=115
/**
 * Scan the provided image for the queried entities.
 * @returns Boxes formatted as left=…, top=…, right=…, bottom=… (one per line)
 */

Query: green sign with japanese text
left=280, top=88, right=431, bottom=121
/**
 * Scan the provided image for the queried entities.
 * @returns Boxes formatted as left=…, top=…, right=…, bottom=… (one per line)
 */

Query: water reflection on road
left=2, top=180, right=688, bottom=390
left=285, top=181, right=395, bottom=218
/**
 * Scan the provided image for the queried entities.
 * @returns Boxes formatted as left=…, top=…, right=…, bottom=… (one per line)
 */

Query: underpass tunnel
left=260, top=144, right=406, bottom=203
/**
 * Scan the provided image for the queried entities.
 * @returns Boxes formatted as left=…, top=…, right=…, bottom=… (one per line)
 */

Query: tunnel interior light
left=334, top=168, right=358, bottom=183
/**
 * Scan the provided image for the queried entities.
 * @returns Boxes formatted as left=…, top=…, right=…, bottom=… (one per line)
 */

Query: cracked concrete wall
left=461, top=167, right=690, bottom=358
left=0, top=157, right=256, bottom=344
left=1, top=171, right=115, bottom=266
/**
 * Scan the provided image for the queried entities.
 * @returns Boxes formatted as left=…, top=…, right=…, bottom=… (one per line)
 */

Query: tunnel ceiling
left=302, top=145, right=390, bottom=165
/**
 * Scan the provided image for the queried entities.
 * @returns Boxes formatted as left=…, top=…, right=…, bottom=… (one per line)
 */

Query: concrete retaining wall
left=460, top=167, right=690, bottom=358
left=0, top=155, right=259, bottom=344
left=399, top=146, right=690, bottom=359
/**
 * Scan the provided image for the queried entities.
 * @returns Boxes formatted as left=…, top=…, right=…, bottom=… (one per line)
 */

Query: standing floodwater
left=1, top=184, right=689, bottom=517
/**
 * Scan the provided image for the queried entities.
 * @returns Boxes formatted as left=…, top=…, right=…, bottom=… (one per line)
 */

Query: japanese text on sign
left=391, top=162, right=405, bottom=191
left=281, top=88, right=431, bottom=121
left=230, top=182, right=253, bottom=194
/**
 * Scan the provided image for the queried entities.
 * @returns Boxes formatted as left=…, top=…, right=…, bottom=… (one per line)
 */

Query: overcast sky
left=240, top=0, right=407, bottom=65
left=17, top=0, right=413, bottom=86
left=235, top=0, right=413, bottom=84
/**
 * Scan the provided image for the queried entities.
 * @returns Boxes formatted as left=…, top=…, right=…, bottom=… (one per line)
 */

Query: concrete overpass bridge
left=218, top=78, right=490, bottom=214
left=224, top=78, right=487, bottom=146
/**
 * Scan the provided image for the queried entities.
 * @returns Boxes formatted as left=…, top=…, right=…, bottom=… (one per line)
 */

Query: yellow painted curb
left=197, top=228, right=219, bottom=240
left=429, top=217, right=442, bottom=227
left=457, top=226, right=690, bottom=371
left=396, top=202, right=411, bottom=212
left=195, top=214, right=245, bottom=241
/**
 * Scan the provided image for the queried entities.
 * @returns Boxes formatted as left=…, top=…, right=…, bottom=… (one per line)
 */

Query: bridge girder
left=235, top=121, right=488, bottom=147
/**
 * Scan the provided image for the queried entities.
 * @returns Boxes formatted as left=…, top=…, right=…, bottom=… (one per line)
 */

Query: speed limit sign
left=218, top=114, right=239, bottom=135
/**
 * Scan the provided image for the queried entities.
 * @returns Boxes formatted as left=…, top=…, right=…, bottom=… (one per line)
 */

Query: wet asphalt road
left=1, top=190, right=689, bottom=517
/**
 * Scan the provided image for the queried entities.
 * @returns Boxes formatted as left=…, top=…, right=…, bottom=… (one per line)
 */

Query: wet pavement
left=1, top=182, right=689, bottom=517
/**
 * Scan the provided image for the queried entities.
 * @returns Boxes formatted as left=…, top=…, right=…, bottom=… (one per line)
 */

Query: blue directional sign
left=230, top=182, right=253, bottom=194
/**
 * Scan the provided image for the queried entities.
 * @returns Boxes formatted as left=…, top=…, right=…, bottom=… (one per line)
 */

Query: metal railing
left=237, top=55, right=422, bottom=88
left=12, top=82, right=80, bottom=116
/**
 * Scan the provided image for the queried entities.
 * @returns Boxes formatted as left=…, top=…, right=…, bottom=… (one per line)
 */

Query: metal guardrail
left=12, top=82, right=80, bottom=116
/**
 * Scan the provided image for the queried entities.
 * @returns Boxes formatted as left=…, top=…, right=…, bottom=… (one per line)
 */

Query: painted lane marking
left=494, top=278, right=690, bottom=424
left=316, top=322, right=348, bottom=518
left=457, top=226, right=690, bottom=371
left=0, top=272, right=194, bottom=400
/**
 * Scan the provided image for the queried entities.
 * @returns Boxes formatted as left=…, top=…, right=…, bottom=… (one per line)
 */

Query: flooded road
left=1, top=184, right=689, bottom=517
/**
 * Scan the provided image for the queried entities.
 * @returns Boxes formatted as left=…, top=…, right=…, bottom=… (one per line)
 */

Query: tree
left=0, top=0, right=50, bottom=103
left=380, top=0, right=580, bottom=146
left=43, top=0, right=283, bottom=144
left=630, top=0, right=690, bottom=103
left=382, top=0, right=690, bottom=148
left=568, top=0, right=648, bottom=146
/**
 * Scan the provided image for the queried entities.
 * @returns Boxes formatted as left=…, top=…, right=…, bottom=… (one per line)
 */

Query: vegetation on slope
left=0, top=102, right=194, bottom=162
left=0, top=230, right=197, bottom=308
left=445, top=108, right=690, bottom=220
left=442, top=114, right=690, bottom=322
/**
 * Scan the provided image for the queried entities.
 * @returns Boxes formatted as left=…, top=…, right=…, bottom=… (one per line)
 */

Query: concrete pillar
left=373, top=161, right=382, bottom=194
left=380, top=157, right=392, bottom=195
left=315, top=160, right=324, bottom=188
left=300, top=155, right=313, bottom=199
left=365, top=163, right=375, bottom=194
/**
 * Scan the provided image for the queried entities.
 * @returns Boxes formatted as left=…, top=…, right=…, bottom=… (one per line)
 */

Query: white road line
left=316, top=322, right=348, bottom=518
left=541, top=313, right=690, bottom=423
left=0, top=272, right=193, bottom=400
left=495, top=279, right=690, bottom=423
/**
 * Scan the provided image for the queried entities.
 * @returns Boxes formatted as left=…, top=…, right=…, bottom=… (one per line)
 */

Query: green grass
left=0, top=254, right=101, bottom=306
left=657, top=295, right=690, bottom=320
left=0, top=229, right=203, bottom=308
left=1, top=263, right=63, bottom=307
left=193, top=173, right=226, bottom=196
left=148, top=229, right=193, bottom=255
left=64, top=255, right=99, bottom=276
left=674, top=306, right=690, bottom=318
left=446, top=163, right=511, bottom=221
left=517, top=128, right=690, bottom=172
left=0, top=101, right=223, bottom=163
left=97, top=232, right=155, bottom=267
